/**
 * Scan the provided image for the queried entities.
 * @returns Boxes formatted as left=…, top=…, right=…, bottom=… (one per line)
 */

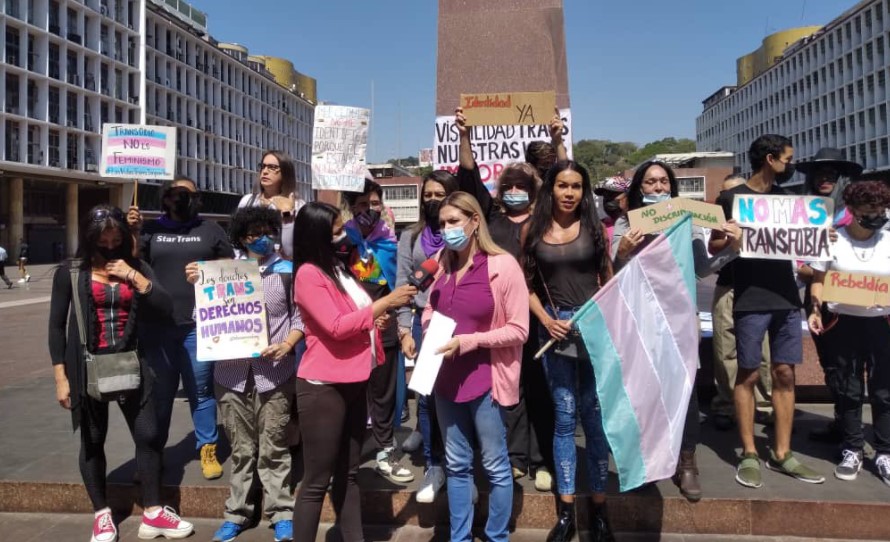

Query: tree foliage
left=572, top=137, right=696, bottom=182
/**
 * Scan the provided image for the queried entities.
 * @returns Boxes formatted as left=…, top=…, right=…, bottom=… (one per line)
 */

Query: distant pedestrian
left=0, top=244, right=14, bottom=288
left=17, top=238, right=30, bottom=283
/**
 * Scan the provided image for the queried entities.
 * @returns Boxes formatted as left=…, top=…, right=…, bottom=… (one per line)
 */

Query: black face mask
left=424, top=200, right=442, bottom=224
left=603, top=199, right=623, bottom=217
left=775, top=162, right=796, bottom=184
left=97, top=245, right=127, bottom=261
left=332, top=233, right=354, bottom=266
left=858, top=214, right=889, bottom=230
left=170, top=191, right=201, bottom=220
left=356, top=209, right=381, bottom=230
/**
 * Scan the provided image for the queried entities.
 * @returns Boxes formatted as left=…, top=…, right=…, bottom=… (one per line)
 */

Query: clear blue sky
left=199, top=0, right=857, bottom=162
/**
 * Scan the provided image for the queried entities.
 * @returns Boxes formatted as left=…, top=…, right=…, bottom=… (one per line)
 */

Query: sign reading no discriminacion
left=194, top=260, right=268, bottom=362
left=312, top=105, right=370, bottom=192
left=822, top=270, right=890, bottom=307
left=433, top=109, right=573, bottom=191
left=460, top=91, right=556, bottom=126
left=732, top=194, right=834, bottom=261
left=628, top=198, right=726, bottom=235
left=100, top=123, right=177, bottom=179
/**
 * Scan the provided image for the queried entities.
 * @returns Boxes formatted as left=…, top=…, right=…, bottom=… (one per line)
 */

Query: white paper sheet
left=408, top=311, right=457, bottom=396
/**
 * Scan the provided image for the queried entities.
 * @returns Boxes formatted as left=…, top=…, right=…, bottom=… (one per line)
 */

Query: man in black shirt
left=711, top=135, right=824, bottom=488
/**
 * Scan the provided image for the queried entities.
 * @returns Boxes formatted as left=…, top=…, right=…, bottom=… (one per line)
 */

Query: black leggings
left=294, top=378, right=367, bottom=542
left=79, top=391, right=162, bottom=510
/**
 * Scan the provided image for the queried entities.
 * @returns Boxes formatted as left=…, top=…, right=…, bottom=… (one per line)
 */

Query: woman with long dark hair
left=49, top=205, right=193, bottom=542
left=127, top=177, right=235, bottom=480
left=524, top=161, right=615, bottom=542
left=238, top=150, right=306, bottom=259
left=612, top=160, right=741, bottom=501
left=395, top=169, right=459, bottom=503
left=292, top=202, right=416, bottom=542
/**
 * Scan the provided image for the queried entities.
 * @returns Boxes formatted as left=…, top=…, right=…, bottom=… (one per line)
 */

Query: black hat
left=796, top=147, right=863, bottom=178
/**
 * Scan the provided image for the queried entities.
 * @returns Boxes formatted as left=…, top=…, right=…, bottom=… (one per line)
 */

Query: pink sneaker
left=91, top=509, right=117, bottom=542
left=137, top=506, right=194, bottom=540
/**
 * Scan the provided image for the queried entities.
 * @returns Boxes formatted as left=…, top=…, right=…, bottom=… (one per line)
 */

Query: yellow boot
left=200, top=443, right=223, bottom=480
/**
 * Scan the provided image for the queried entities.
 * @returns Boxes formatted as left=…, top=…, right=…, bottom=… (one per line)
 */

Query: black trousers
left=367, top=345, right=399, bottom=450
left=820, top=314, right=890, bottom=454
left=294, top=378, right=367, bottom=542
left=79, top=391, right=162, bottom=510
left=504, top=316, right=554, bottom=472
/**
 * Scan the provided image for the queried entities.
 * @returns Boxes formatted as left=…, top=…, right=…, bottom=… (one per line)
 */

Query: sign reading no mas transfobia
left=100, top=124, right=177, bottom=179
left=194, top=259, right=269, bottom=362
left=732, top=194, right=834, bottom=261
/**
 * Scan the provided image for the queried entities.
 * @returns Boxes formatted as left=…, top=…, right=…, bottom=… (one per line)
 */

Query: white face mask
left=332, top=232, right=347, bottom=244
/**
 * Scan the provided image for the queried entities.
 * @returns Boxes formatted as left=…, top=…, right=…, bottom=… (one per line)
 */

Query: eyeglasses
left=90, top=208, right=124, bottom=222
left=258, top=162, right=281, bottom=173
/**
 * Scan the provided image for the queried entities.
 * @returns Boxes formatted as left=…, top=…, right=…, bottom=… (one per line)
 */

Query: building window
left=66, top=133, right=78, bottom=168
left=6, top=27, right=20, bottom=66
left=5, top=73, right=20, bottom=114
left=677, top=176, right=705, bottom=196
left=49, top=130, right=61, bottom=167
left=49, top=87, right=60, bottom=124
left=5, top=120, right=20, bottom=161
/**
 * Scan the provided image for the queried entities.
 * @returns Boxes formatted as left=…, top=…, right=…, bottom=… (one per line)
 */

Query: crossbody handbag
left=537, top=268, right=589, bottom=361
left=70, top=265, right=141, bottom=401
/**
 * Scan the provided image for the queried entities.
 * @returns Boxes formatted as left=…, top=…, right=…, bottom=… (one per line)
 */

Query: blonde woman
left=422, top=192, right=529, bottom=542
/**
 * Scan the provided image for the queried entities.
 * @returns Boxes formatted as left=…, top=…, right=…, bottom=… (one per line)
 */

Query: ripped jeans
left=540, top=306, right=610, bottom=496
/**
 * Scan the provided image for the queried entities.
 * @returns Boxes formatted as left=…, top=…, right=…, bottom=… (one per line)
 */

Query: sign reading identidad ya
left=194, top=260, right=268, bottom=362
left=312, top=105, right=370, bottom=192
left=99, top=123, right=177, bottom=179
left=732, top=194, right=834, bottom=261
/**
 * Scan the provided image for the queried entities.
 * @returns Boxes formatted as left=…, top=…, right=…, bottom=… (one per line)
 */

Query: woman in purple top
left=426, top=192, right=527, bottom=542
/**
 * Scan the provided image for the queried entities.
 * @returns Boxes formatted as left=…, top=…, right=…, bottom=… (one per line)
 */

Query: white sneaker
left=24, top=274, right=30, bottom=282
left=876, top=454, right=890, bottom=488
left=376, top=448, right=415, bottom=483
left=91, top=508, right=117, bottom=542
left=137, top=506, right=194, bottom=539
left=17, top=278, right=25, bottom=283
left=416, top=466, right=445, bottom=503
left=834, top=449, right=863, bottom=481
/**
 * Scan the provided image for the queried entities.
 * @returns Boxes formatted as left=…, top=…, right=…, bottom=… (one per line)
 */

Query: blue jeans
left=436, top=392, right=512, bottom=542
left=142, top=322, right=218, bottom=450
left=540, top=306, right=610, bottom=496
left=413, top=313, right=441, bottom=468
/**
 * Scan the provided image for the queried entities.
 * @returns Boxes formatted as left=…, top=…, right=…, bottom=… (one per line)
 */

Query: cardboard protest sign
left=433, top=109, right=573, bottom=192
left=195, top=260, right=268, bottom=362
left=822, top=270, right=890, bottom=307
left=732, top=194, right=834, bottom=261
left=629, top=198, right=726, bottom=235
left=460, top=91, right=556, bottom=126
left=312, top=105, right=370, bottom=192
left=99, top=124, right=176, bottom=179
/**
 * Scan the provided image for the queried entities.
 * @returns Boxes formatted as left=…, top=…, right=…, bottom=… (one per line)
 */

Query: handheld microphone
left=408, top=259, right=440, bottom=291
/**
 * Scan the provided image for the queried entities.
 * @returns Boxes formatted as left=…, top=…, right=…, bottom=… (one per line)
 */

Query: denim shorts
left=735, top=310, right=803, bottom=369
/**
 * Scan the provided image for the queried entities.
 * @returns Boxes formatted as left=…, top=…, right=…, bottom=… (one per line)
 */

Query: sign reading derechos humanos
left=194, top=260, right=268, bottom=362
left=629, top=198, right=726, bottom=235
left=822, top=270, right=890, bottom=307
left=732, top=194, right=834, bottom=261
left=460, top=91, right=556, bottom=126
left=99, top=123, right=177, bottom=179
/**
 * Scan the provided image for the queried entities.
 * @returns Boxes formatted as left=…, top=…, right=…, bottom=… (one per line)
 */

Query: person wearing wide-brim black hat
left=798, top=147, right=864, bottom=203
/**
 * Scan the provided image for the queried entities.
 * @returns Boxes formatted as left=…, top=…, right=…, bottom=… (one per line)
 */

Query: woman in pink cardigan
left=291, top=202, right=416, bottom=542
left=422, top=191, right=529, bottom=542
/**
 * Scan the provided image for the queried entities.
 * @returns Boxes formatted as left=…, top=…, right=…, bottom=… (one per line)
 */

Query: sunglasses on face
left=90, top=208, right=125, bottom=222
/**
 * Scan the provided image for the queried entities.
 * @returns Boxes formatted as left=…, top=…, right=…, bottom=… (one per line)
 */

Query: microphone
left=408, top=259, right=440, bottom=291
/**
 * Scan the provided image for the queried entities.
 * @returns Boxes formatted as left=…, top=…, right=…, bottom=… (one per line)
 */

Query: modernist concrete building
left=0, top=0, right=316, bottom=262
left=697, top=0, right=890, bottom=178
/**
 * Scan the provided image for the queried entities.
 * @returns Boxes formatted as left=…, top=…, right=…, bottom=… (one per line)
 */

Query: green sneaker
left=766, top=450, right=825, bottom=484
left=735, top=453, right=762, bottom=488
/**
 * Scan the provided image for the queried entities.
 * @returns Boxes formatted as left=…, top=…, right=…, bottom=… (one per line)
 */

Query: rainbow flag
left=575, top=214, right=699, bottom=491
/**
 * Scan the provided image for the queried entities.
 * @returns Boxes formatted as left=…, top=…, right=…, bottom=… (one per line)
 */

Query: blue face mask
left=642, top=193, right=671, bottom=205
left=502, top=191, right=530, bottom=210
left=443, top=225, right=471, bottom=251
left=246, top=235, right=276, bottom=256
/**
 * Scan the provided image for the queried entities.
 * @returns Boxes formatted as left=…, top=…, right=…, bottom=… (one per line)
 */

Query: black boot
left=590, top=503, right=616, bottom=542
left=546, top=499, right=576, bottom=542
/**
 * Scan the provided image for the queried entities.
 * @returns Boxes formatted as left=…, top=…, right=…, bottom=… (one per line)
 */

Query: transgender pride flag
left=575, top=214, right=699, bottom=491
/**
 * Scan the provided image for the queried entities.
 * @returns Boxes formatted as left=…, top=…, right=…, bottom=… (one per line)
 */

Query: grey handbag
left=70, top=265, right=141, bottom=401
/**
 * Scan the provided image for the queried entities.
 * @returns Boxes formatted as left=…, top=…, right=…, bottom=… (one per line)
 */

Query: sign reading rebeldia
left=99, top=123, right=177, bottom=179
left=822, top=270, right=890, bottom=307
left=194, top=259, right=268, bottom=362
left=629, top=198, right=726, bottom=235
left=732, top=194, right=834, bottom=261
left=460, top=91, right=556, bottom=126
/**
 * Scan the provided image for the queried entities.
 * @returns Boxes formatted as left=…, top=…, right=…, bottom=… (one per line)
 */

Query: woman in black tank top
left=523, top=161, right=615, bottom=542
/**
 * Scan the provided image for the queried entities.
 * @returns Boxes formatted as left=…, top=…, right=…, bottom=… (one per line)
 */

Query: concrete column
left=9, top=178, right=24, bottom=257
left=66, top=183, right=78, bottom=257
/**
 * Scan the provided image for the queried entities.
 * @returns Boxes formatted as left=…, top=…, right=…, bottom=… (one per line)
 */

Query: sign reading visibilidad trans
left=99, top=123, right=177, bottom=180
